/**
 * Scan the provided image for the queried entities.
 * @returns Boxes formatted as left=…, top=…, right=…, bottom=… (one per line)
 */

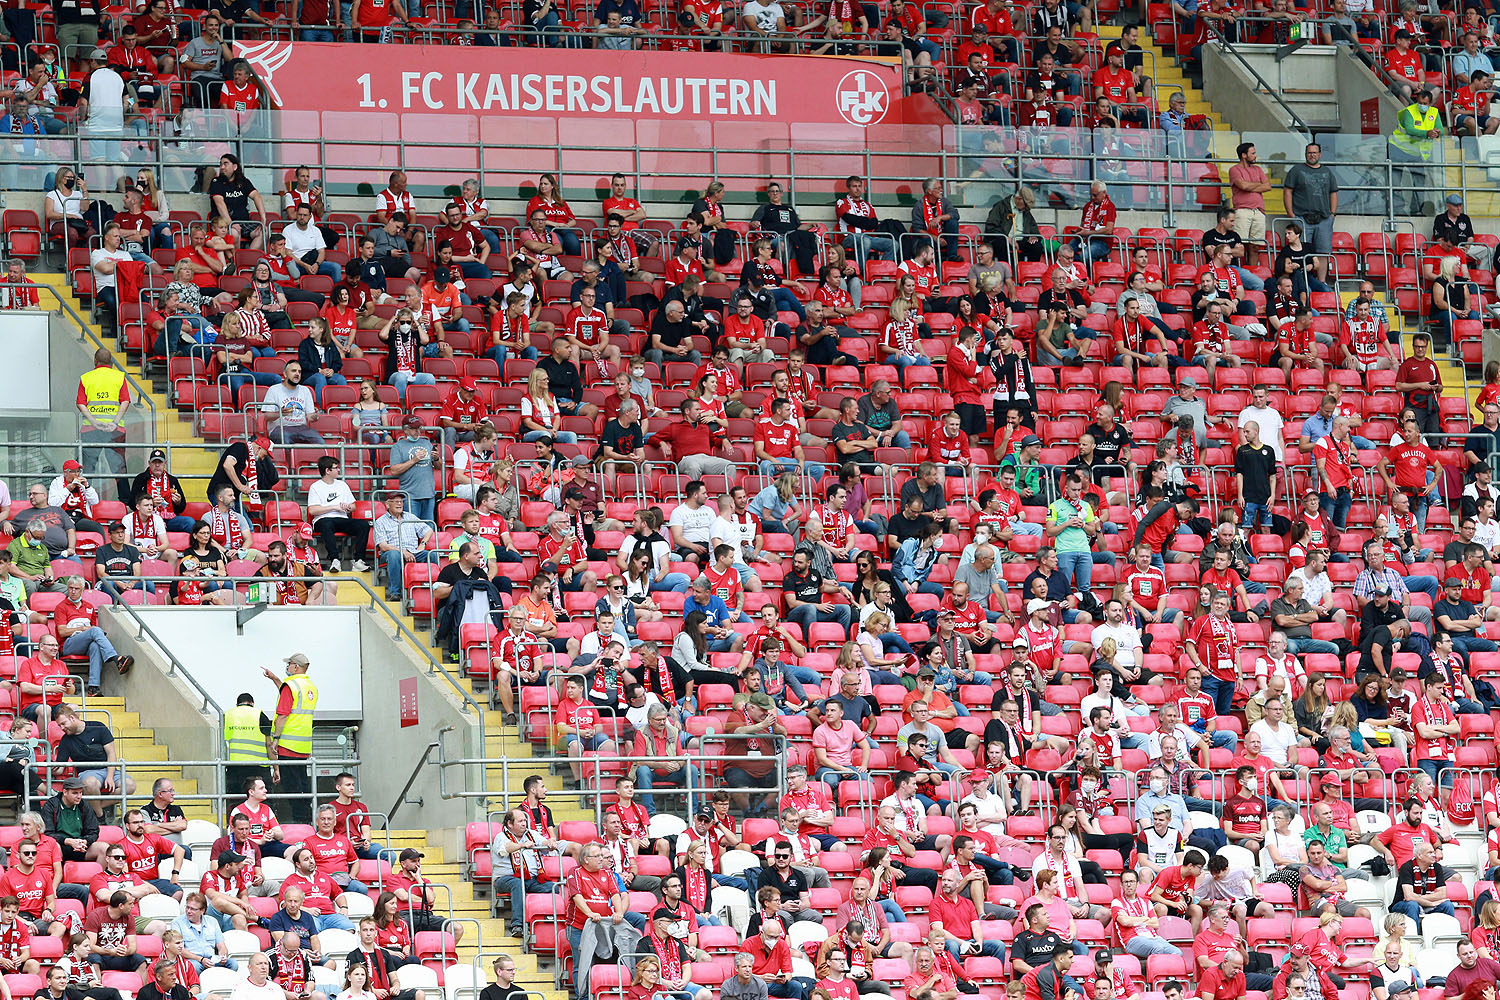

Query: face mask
left=667, top=920, right=689, bottom=939
left=632, top=368, right=644, bottom=379
left=1150, top=779, right=1167, bottom=795
left=398, top=322, right=412, bottom=334
left=1243, top=780, right=1257, bottom=795
left=1081, top=780, right=1098, bottom=795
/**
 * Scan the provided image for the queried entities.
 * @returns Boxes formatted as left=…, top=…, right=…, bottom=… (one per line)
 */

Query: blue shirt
left=1300, top=410, right=1335, bottom=447
left=682, top=593, right=731, bottom=628
left=265, top=909, right=319, bottom=942
left=172, top=913, right=223, bottom=960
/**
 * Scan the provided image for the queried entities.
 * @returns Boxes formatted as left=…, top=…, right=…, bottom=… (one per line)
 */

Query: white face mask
left=632, top=368, right=644, bottom=379
left=1243, top=779, right=1258, bottom=795
left=1081, top=780, right=1099, bottom=795
left=1150, top=779, right=1167, bottom=795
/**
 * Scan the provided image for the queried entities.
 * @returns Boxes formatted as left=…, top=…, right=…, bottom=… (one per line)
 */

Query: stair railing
left=1209, top=33, right=1314, bottom=136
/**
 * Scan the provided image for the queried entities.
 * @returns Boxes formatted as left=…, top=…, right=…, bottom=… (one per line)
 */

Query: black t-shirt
left=831, top=420, right=875, bottom=466
left=1025, top=70, right=1065, bottom=101
left=57, top=720, right=113, bottom=765
left=885, top=512, right=927, bottom=546
left=95, top=543, right=142, bottom=578
left=209, top=174, right=256, bottom=222
left=1444, top=540, right=1471, bottom=564
left=650, top=316, right=690, bottom=349
left=1434, top=597, right=1479, bottom=631
left=757, top=863, right=811, bottom=903
left=140, top=801, right=186, bottom=828
left=592, top=0, right=640, bottom=23
left=1201, top=228, right=1240, bottom=255
left=823, top=691, right=872, bottom=728
left=1084, top=421, right=1131, bottom=474
left=599, top=419, right=643, bottom=458
left=1234, top=443, right=1278, bottom=504
left=538, top=357, right=584, bottom=405
left=899, top=478, right=946, bottom=513
left=1012, top=929, right=1065, bottom=970
left=1038, top=288, right=1085, bottom=315
left=751, top=204, right=801, bottom=235
left=437, top=562, right=487, bottom=587
left=1023, top=568, right=1071, bottom=601
left=783, top=568, right=824, bottom=605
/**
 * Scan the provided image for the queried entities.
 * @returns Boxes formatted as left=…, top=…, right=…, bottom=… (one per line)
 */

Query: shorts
left=1233, top=208, right=1266, bottom=244
left=78, top=767, right=121, bottom=786
left=564, top=732, right=610, bottom=751
left=1458, top=113, right=1492, bottom=131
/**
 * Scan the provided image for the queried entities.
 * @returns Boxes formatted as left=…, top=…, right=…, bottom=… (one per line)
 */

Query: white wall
left=0, top=314, right=53, bottom=412
left=128, top=607, right=364, bottom=718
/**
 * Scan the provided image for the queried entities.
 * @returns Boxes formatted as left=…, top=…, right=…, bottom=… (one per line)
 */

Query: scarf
left=211, top=505, right=244, bottom=551
left=683, top=863, right=709, bottom=912
left=847, top=900, right=882, bottom=944
left=921, top=196, right=943, bottom=234
left=393, top=327, right=417, bottom=374
left=650, top=929, right=683, bottom=982
left=886, top=318, right=919, bottom=354
left=242, top=447, right=262, bottom=508
left=145, top=472, right=173, bottom=507
left=60, top=485, right=91, bottom=520
left=128, top=510, right=155, bottom=547
left=272, top=568, right=303, bottom=606
left=1038, top=847, right=1077, bottom=898
left=653, top=654, right=677, bottom=704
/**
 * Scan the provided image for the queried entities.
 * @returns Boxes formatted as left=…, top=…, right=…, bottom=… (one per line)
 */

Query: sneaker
left=115, top=655, right=133, bottom=675
left=352, top=559, right=370, bottom=572
left=329, top=560, right=341, bottom=572
left=86, top=686, right=101, bottom=698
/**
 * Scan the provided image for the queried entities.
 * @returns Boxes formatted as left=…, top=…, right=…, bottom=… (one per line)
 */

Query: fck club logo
left=233, top=40, right=294, bottom=108
left=835, top=69, right=890, bottom=127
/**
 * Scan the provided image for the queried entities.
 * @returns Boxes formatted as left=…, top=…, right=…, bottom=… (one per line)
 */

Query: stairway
left=1104, top=23, right=1227, bottom=128
left=38, top=270, right=581, bottom=999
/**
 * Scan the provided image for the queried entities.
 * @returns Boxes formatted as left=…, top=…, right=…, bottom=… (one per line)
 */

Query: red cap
left=459, top=376, right=478, bottom=392
left=62, top=459, right=82, bottom=471
left=296, top=521, right=314, bottom=539
left=253, top=435, right=274, bottom=452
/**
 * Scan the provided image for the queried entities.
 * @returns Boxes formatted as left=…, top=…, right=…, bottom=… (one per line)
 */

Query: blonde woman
left=521, top=368, right=575, bottom=443
left=878, top=297, right=931, bottom=383
left=747, top=472, right=801, bottom=534
left=1434, top=254, right=1481, bottom=342
left=855, top=612, right=908, bottom=685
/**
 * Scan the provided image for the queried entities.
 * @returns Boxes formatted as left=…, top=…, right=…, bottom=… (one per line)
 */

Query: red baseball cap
left=296, top=521, right=314, bottom=539
left=62, top=459, right=82, bottom=471
left=253, top=435, right=274, bottom=452
left=459, top=376, right=478, bottom=392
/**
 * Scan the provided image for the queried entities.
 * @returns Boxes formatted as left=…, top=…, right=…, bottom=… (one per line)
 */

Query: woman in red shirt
left=374, top=891, right=419, bottom=965
left=945, top=325, right=986, bottom=435
left=322, top=285, right=364, bottom=360
left=525, top=173, right=582, bottom=256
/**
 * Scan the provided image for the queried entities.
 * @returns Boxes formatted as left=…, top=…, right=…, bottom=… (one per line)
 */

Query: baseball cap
left=62, top=776, right=85, bottom=789
left=747, top=693, right=775, bottom=713
left=62, top=459, right=81, bottom=471
left=1386, top=982, right=1414, bottom=996
left=1304, top=486, right=1319, bottom=497
left=1447, top=194, right=1464, bottom=206
left=937, top=607, right=955, bottom=618
left=1012, top=635, right=1030, bottom=648
left=284, top=653, right=311, bottom=667
left=1321, top=774, right=1342, bottom=787
left=107, top=522, right=125, bottom=533
left=1020, top=434, right=1042, bottom=448
left=399, top=848, right=424, bottom=861
left=217, top=850, right=246, bottom=866
left=434, top=267, right=452, bottom=284
left=459, top=376, right=478, bottom=391
left=253, top=435, right=274, bottom=452
left=1180, top=376, right=1198, bottom=387
left=563, top=486, right=586, bottom=501
left=652, top=907, right=676, bottom=921
left=917, top=666, right=936, bottom=678
left=88, top=47, right=108, bottom=60
left=296, top=521, right=314, bottom=540
left=1446, top=576, right=1465, bottom=587
left=1374, top=584, right=1393, bottom=597
left=1026, top=598, right=1050, bottom=615
left=402, top=414, right=423, bottom=428
left=149, top=448, right=167, bottom=462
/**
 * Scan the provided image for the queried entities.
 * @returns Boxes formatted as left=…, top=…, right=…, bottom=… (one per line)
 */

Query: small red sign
left=1361, top=97, right=1380, bottom=135
left=398, top=677, right=418, bottom=728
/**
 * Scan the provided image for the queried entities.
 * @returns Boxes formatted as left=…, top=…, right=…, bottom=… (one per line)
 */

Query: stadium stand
left=6, top=0, right=1500, bottom=998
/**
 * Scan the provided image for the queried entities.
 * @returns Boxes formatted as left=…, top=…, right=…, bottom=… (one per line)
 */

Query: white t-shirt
left=263, top=384, right=316, bottom=426
left=709, top=514, right=756, bottom=552
left=742, top=0, right=786, bottom=29
left=1249, top=718, right=1300, bottom=767
left=668, top=502, right=716, bottom=546
left=307, top=478, right=355, bottom=525
left=1090, top=621, right=1143, bottom=667
left=282, top=220, right=327, bottom=257
left=46, top=187, right=83, bottom=221
left=1475, top=517, right=1500, bottom=554
left=230, top=980, right=285, bottom=1000
left=90, top=248, right=133, bottom=291
left=83, top=66, right=125, bottom=133
left=1238, top=404, right=1286, bottom=460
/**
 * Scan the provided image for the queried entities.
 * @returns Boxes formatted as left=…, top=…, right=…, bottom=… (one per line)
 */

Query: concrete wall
left=101, top=608, right=224, bottom=815
left=354, top=610, right=486, bottom=857
left=1203, top=44, right=1338, bottom=133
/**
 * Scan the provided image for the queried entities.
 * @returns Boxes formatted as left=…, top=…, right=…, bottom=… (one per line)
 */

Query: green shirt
left=1046, top=497, right=1097, bottom=553
left=447, top=533, right=497, bottom=565
left=52, top=802, right=83, bottom=841
left=1302, top=823, right=1348, bottom=857
left=6, top=535, right=49, bottom=578
left=0, top=574, right=23, bottom=614
left=999, top=454, right=1043, bottom=496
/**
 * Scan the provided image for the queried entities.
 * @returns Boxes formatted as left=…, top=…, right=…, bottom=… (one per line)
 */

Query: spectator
left=373, top=495, right=438, bottom=603
left=306, top=457, right=370, bottom=573
left=1282, top=143, right=1338, bottom=285
left=1391, top=841, right=1458, bottom=929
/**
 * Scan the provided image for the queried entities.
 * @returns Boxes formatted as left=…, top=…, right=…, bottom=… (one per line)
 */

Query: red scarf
left=128, top=510, right=155, bottom=547
left=274, top=572, right=303, bottom=606
left=1039, top=847, right=1078, bottom=897
left=650, top=928, right=683, bottom=981
left=60, top=483, right=91, bottom=519
left=394, top=327, right=418, bottom=374
left=682, top=863, right=709, bottom=912
left=145, top=472, right=173, bottom=506
left=589, top=654, right=628, bottom=710
left=921, top=196, right=943, bottom=235
left=210, top=505, right=244, bottom=551
left=242, top=445, right=262, bottom=510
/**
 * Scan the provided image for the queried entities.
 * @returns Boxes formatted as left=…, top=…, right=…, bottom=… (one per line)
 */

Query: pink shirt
left=813, top=720, right=858, bottom=768
left=1228, top=163, right=1267, bottom=212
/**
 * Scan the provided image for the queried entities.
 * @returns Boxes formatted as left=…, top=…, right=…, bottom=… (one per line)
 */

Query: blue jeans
left=650, top=573, right=692, bottom=593
left=1287, top=637, right=1339, bottom=655
left=456, top=260, right=492, bottom=279
left=635, top=763, right=699, bottom=815
left=786, top=602, right=852, bottom=634
left=310, top=259, right=343, bottom=282
left=1419, top=758, right=1455, bottom=788
left=313, top=912, right=355, bottom=932
left=944, top=939, right=1004, bottom=960
left=887, top=355, right=932, bottom=382
left=62, top=626, right=119, bottom=686
left=847, top=232, right=894, bottom=265
left=758, top=457, right=825, bottom=480
left=880, top=632, right=914, bottom=655
left=770, top=286, right=806, bottom=322
left=815, top=766, right=866, bottom=800
left=407, top=497, right=435, bottom=525
left=305, top=372, right=347, bottom=405
left=1126, top=936, right=1182, bottom=958
left=1454, top=635, right=1500, bottom=654
left=301, top=27, right=336, bottom=39
left=1404, top=575, right=1440, bottom=600
left=1073, top=236, right=1112, bottom=264
left=382, top=549, right=441, bottom=600
left=478, top=229, right=503, bottom=255
left=486, top=345, right=540, bottom=366
left=1241, top=502, right=1273, bottom=530
left=98, top=578, right=156, bottom=602
left=388, top=371, right=436, bottom=400
left=1391, top=898, right=1454, bottom=929
left=523, top=429, right=577, bottom=443
left=1319, top=489, right=1352, bottom=530
left=1201, top=674, right=1235, bottom=717
left=1056, top=549, right=1092, bottom=593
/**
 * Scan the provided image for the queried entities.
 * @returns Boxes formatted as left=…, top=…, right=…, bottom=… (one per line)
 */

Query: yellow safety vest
left=223, top=705, right=269, bottom=762
left=278, top=673, right=318, bottom=757
left=77, top=366, right=127, bottom=419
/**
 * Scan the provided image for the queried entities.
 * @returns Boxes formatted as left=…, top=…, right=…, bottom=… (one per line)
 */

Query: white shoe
left=352, top=559, right=370, bottom=572
left=329, top=560, right=341, bottom=572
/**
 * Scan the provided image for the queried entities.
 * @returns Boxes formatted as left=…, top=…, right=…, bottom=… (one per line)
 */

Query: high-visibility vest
left=223, top=705, right=269, bottom=762
left=279, top=673, right=318, bottom=757
left=78, top=366, right=127, bottom=419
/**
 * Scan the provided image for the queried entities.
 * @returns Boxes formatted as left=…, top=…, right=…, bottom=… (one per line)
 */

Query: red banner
left=232, top=41, right=904, bottom=127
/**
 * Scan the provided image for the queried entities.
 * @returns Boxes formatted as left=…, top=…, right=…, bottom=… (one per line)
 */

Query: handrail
left=388, top=726, right=454, bottom=824
left=1209, top=31, right=1313, bottom=136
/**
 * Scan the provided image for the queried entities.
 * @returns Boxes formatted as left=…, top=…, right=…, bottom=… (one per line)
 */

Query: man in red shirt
left=1341, top=298, right=1393, bottom=372
left=1093, top=42, right=1143, bottom=124
left=55, top=576, right=132, bottom=697
left=1148, top=850, right=1206, bottom=929
left=1185, top=591, right=1239, bottom=717
left=562, top=285, right=620, bottom=373
left=1111, top=298, right=1168, bottom=374
left=779, top=765, right=838, bottom=850
left=119, top=810, right=185, bottom=900
left=1276, top=306, right=1323, bottom=377
left=1379, top=420, right=1440, bottom=531
left=1185, top=300, right=1241, bottom=382
left=1220, top=765, right=1268, bottom=855
left=1385, top=30, right=1423, bottom=101
left=304, top=804, right=366, bottom=895
left=1453, top=69, right=1497, bottom=136
left=1200, top=950, right=1249, bottom=1000
left=755, top=398, right=820, bottom=479
left=279, top=848, right=354, bottom=932
left=0, top=841, right=65, bottom=940
left=438, top=376, right=491, bottom=451
left=740, top=920, right=815, bottom=1000
left=562, top=843, right=626, bottom=958
left=1072, top=180, right=1118, bottom=263
left=1394, top=331, right=1444, bottom=434
left=928, top=868, right=1004, bottom=957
